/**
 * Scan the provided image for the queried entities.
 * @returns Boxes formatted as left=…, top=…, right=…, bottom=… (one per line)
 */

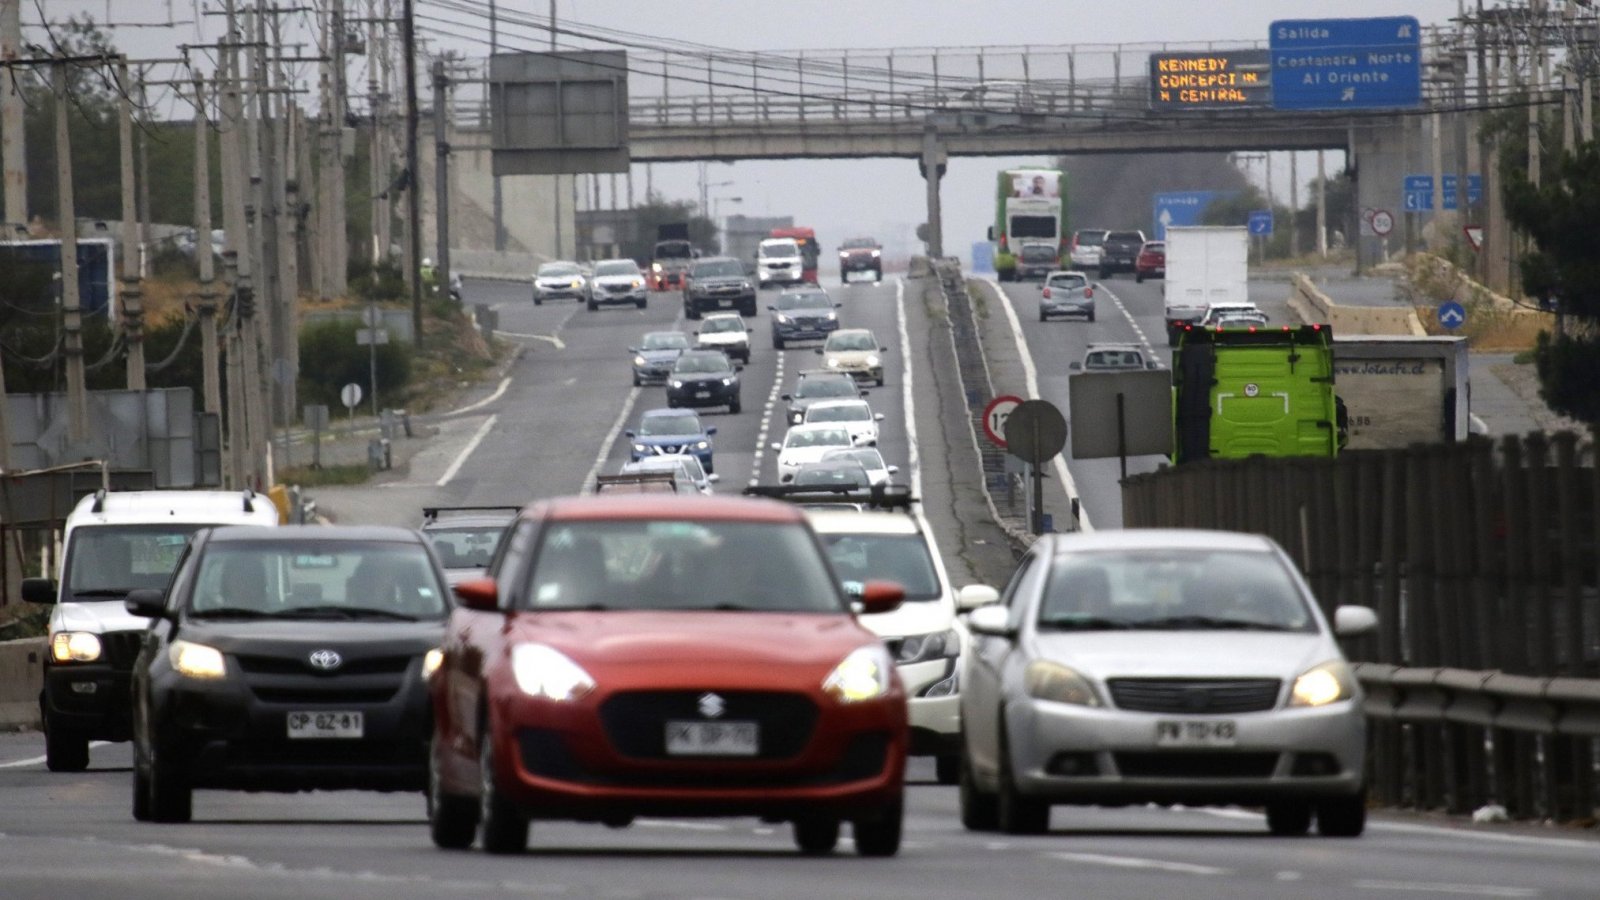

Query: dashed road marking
left=750, top=351, right=785, bottom=489
left=1047, top=850, right=1230, bottom=876
left=1092, top=280, right=1160, bottom=365
left=1351, top=880, right=1538, bottom=897
left=444, top=376, right=511, bottom=416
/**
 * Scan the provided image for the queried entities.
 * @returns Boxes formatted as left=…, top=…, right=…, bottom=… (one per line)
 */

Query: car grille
left=519, top=728, right=885, bottom=786
left=1106, top=679, right=1281, bottom=714
left=235, top=652, right=413, bottom=706
left=101, top=631, right=146, bottom=671
left=1114, top=752, right=1280, bottom=779
left=646, top=443, right=689, bottom=455
left=605, top=283, right=632, bottom=293
left=598, top=690, right=818, bottom=760
left=236, top=654, right=414, bottom=677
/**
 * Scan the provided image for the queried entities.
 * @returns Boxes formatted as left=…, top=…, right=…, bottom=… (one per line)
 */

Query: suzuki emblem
left=308, top=649, right=343, bottom=671
left=698, top=692, right=726, bottom=719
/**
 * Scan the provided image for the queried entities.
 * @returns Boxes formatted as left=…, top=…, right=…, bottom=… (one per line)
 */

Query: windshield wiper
left=274, top=606, right=419, bottom=621
left=71, top=589, right=133, bottom=598
left=1133, top=615, right=1295, bottom=632
left=189, top=607, right=273, bottom=619
left=1037, top=616, right=1136, bottom=631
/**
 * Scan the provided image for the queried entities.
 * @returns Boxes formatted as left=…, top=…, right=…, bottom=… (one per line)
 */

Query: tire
left=959, top=750, right=998, bottom=831
left=45, top=718, right=90, bottom=773
left=852, top=798, right=903, bottom=857
left=874, top=270, right=882, bottom=283
left=996, top=723, right=1049, bottom=835
left=533, top=295, right=542, bottom=306
left=132, top=760, right=152, bottom=822
left=1097, top=269, right=1110, bottom=281
left=632, top=373, right=642, bottom=387
left=875, top=376, right=885, bottom=387
left=703, top=459, right=714, bottom=475
left=729, top=397, right=742, bottom=415
left=1039, top=310, right=1047, bottom=323
left=636, top=297, right=647, bottom=309
left=773, top=336, right=785, bottom=350
left=586, top=300, right=598, bottom=311
left=1265, top=801, right=1313, bottom=836
left=935, top=754, right=961, bottom=786
left=741, top=301, right=756, bottom=317
left=686, top=304, right=702, bottom=321
left=430, top=734, right=479, bottom=850
left=1087, top=311, right=1096, bottom=323
left=792, top=817, right=839, bottom=855
left=1135, top=272, right=1145, bottom=283
left=1316, top=792, right=1367, bottom=837
left=147, top=746, right=193, bottom=824
left=478, top=732, right=528, bottom=855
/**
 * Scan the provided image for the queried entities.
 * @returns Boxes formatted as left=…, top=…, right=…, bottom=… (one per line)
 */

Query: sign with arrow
left=1247, top=210, right=1274, bottom=236
left=1437, top=300, right=1466, bottom=330
left=1151, top=191, right=1235, bottom=240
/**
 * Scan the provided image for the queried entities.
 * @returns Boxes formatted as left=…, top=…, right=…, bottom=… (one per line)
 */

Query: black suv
left=782, top=369, right=867, bottom=425
left=126, top=525, right=450, bottom=822
left=666, top=349, right=743, bottom=413
left=1098, top=230, right=1147, bottom=278
left=683, top=256, right=757, bottom=319
left=769, top=288, right=842, bottom=349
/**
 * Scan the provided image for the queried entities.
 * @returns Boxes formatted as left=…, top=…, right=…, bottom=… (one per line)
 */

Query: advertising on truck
left=991, top=168, right=1068, bottom=282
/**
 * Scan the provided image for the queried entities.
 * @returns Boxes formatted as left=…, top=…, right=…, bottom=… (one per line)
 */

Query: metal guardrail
left=1358, top=663, right=1600, bottom=737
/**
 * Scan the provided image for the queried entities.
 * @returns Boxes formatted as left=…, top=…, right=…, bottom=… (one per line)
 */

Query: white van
left=757, top=238, right=804, bottom=287
left=21, top=489, right=280, bottom=771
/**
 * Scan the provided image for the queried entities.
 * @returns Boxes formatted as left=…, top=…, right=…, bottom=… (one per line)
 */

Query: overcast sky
left=35, top=0, right=1468, bottom=263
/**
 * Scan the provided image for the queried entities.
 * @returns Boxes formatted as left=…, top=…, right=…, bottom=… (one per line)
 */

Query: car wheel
left=478, top=731, right=528, bottom=855
left=666, top=399, right=678, bottom=408
left=792, top=816, right=839, bottom=855
left=703, top=460, right=714, bottom=475
left=959, top=750, right=999, bottom=831
left=586, top=300, right=598, bottom=311
left=1135, top=272, right=1145, bottom=283
left=773, top=336, right=785, bottom=350
left=636, top=297, right=647, bottom=309
left=1316, top=791, right=1367, bottom=837
left=729, top=397, right=742, bottom=415
left=132, top=758, right=152, bottom=822
left=1265, top=800, right=1313, bottom=836
left=852, top=797, right=902, bottom=857
left=147, top=745, right=193, bottom=823
left=1097, top=269, right=1110, bottom=280
left=996, top=722, right=1049, bottom=835
left=875, top=376, right=885, bottom=387
left=44, top=718, right=90, bottom=772
left=935, top=753, right=961, bottom=786
left=430, top=733, right=479, bottom=850
left=533, top=295, right=542, bottom=306
left=740, top=301, right=756, bottom=317
left=1087, top=311, right=1096, bottom=323
left=631, top=373, right=642, bottom=387
left=686, top=306, right=701, bottom=320
left=1038, top=310, right=1047, bottom=323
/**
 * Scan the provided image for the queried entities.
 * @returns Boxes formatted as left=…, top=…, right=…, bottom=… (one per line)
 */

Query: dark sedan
left=666, top=349, right=743, bottom=414
left=1098, top=230, right=1148, bottom=278
left=769, top=289, right=842, bottom=349
left=127, top=525, right=450, bottom=822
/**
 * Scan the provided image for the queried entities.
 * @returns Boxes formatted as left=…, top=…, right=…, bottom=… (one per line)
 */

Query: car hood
left=1028, top=631, right=1332, bottom=680
left=636, top=433, right=711, bottom=446
left=637, top=348, right=683, bottom=364
left=857, top=599, right=955, bottom=640
left=778, top=308, right=836, bottom=320
left=697, top=333, right=747, bottom=345
left=176, top=619, right=446, bottom=655
left=692, top=276, right=748, bottom=288
left=593, top=274, right=642, bottom=286
left=51, top=599, right=148, bottom=636
left=780, top=445, right=849, bottom=467
left=826, top=351, right=878, bottom=365
left=509, top=610, right=872, bottom=670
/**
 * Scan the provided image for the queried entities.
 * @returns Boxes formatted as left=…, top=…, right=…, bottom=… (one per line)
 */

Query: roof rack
left=743, top=482, right=916, bottom=512
left=422, top=505, right=525, bottom=522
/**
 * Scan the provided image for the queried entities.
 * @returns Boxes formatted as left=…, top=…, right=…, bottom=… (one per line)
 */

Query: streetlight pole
left=712, top=195, right=742, bottom=255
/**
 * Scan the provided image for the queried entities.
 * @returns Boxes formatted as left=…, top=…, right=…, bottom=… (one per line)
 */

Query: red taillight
left=1084, top=287, right=1093, bottom=298
left=1248, top=326, right=1257, bottom=333
left=1311, top=323, right=1322, bottom=331
left=999, top=235, right=1008, bottom=251
left=1042, top=287, right=1052, bottom=298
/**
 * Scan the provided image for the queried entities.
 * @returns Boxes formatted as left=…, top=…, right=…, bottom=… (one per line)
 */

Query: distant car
left=630, top=330, right=692, bottom=386
left=758, top=237, right=805, bottom=288
left=1134, top=241, right=1166, bottom=283
left=959, top=529, right=1375, bottom=837
left=772, top=423, right=856, bottom=483
left=839, top=237, right=883, bottom=283
left=817, top=328, right=888, bottom=386
left=1069, top=342, right=1159, bottom=372
left=821, top=447, right=900, bottom=486
left=588, top=258, right=649, bottom=310
left=783, top=369, right=867, bottom=425
left=1038, top=270, right=1094, bottom=322
left=625, top=408, right=717, bottom=473
left=802, top=398, right=884, bottom=447
left=619, top=455, right=718, bottom=495
left=1212, top=310, right=1271, bottom=329
left=769, top=289, right=842, bottom=349
left=533, top=261, right=590, bottom=305
left=666, top=349, right=742, bottom=414
left=1198, top=302, right=1267, bottom=328
left=683, top=256, right=758, bottom=319
left=791, top=459, right=874, bottom=493
left=127, top=525, right=450, bottom=823
left=1098, top=230, right=1147, bottom=278
left=694, top=312, right=752, bottom=363
left=1014, top=241, right=1060, bottom=281
left=420, top=506, right=520, bottom=585
left=1068, top=229, right=1107, bottom=271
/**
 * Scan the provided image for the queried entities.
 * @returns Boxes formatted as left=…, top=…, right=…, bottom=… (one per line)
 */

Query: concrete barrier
left=0, top=638, right=43, bottom=731
left=1288, top=272, right=1427, bottom=336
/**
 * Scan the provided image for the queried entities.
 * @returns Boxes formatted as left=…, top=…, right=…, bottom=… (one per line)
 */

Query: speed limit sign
left=1369, top=209, right=1394, bottom=237
left=982, top=395, right=1024, bottom=447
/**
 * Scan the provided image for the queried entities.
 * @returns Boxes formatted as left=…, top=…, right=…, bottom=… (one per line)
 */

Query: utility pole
left=1, top=0, right=25, bottom=230
left=1316, top=149, right=1328, bottom=258
left=1453, top=45, right=1470, bottom=231
left=330, top=0, right=349, bottom=297
left=550, top=0, right=562, bottom=259
left=117, top=60, right=146, bottom=390
left=402, top=0, right=422, bottom=346
left=490, top=0, right=504, bottom=252
left=54, top=60, right=89, bottom=447
left=1289, top=152, right=1299, bottom=258
left=368, top=0, right=385, bottom=271
left=193, top=75, right=223, bottom=421
left=271, top=7, right=298, bottom=434
left=255, top=0, right=287, bottom=433
left=433, top=56, right=452, bottom=300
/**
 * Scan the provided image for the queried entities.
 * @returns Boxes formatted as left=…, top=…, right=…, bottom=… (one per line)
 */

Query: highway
left=1, top=277, right=1595, bottom=899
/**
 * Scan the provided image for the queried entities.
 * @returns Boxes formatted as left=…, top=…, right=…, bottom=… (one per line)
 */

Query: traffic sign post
left=1402, top=174, right=1483, bottom=212
left=1463, top=226, right=1483, bottom=252
left=1247, top=210, right=1273, bottom=236
left=1369, top=209, right=1394, bottom=237
left=1270, top=17, right=1422, bottom=111
left=1003, top=400, right=1068, bottom=535
left=1438, top=300, right=1466, bottom=330
left=982, top=395, right=1024, bottom=448
left=340, top=382, right=363, bottom=424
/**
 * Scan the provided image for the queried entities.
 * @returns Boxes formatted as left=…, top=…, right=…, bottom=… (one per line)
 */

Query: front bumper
left=633, top=363, right=675, bottom=384
left=773, top=319, right=839, bottom=342
left=594, top=287, right=647, bottom=304
left=830, top=364, right=883, bottom=383
left=536, top=284, right=584, bottom=301
left=840, top=257, right=881, bottom=273
left=759, top=268, right=804, bottom=286
left=666, top=382, right=740, bottom=408
left=632, top=445, right=715, bottom=470
left=43, top=661, right=134, bottom=741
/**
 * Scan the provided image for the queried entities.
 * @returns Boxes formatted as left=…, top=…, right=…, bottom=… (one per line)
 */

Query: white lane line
left=1352, top=880, right=1538, bottom=898
left=1200, top=807, right=1599, bottom=850
left=895, top=276, right=923, bottom=500
left=1471, top=412, right=1491, bottom=435
left=635, top=818, right=729, bottom=832
left=1094, top=280, right=1160, bottom=364
left=750, top=350, right=785, bottom=489
left=1046, top=851, right=1229, bottom=876
left=435, top=414, right=498, bottom=487
left=0, top=742, right=112, bottom=769
left=584, top=386, right=644, bottom=493
left=445, top=376, right=511, bottom=417
left=983, top=276, right=1092, bottom=532
left=494, top=330, right=565, bottom=349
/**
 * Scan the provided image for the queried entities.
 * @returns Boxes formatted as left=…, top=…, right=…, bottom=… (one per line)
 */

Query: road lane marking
left=895, top=276, right=923, bottom=499
left=1352, top=880, right=1538, bottom=897
left=0, top=741, right=111, bottom=769
left=445, top=377, right=512, bottom=416
left=750, top=351, right=785, bottom=488
left=1092, top=280, right=1160, bottom=365
left=1046, top=850, right=1229, bottom=876
left=636, top=819, right=729, bottom=832
left=583, top=310, right=690, bottom=492
left=494, top=330, right=566, bottom=349
left=1200, top=807, right=1599, bottom=850
left=434, top=415, right=498, bottom=487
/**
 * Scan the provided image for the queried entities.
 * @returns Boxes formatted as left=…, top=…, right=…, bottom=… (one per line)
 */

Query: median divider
left=1287, top=272, right=1427, bottom=335
left=0, top=638, right=44, bottom=730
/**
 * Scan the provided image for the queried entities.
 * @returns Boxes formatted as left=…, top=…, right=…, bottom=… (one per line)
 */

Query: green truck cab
left=1170, top=322, right=1346, bottom=464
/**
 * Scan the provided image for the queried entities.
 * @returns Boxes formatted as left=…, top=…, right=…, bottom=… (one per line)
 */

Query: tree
left=618, top=193, right=718, bottom=263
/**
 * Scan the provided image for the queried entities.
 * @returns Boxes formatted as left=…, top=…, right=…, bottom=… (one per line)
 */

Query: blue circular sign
left=1437, top=300, right=1466, bottom=330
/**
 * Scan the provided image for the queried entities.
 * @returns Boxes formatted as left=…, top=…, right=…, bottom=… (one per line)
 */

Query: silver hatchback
left=959, top=529, right=1375, bottom=837
left=1038, top=271, right=1094, bottom=322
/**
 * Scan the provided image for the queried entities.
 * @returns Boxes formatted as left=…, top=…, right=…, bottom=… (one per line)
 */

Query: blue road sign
left=1438, top=300, right=1466, bottom=330
left=1270, top=17, right=1422, bottom=111
left=1152, top=191, right=1235, bottom=240
left=1247, top=210, right=1274, bottom=236
left=1402, top=174, right=1483, bottom=212
left=971, top=241, right=996, bottom=274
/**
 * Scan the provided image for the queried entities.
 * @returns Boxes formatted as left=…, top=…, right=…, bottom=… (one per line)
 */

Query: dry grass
left=1404, top=253, right=1548, bottom=352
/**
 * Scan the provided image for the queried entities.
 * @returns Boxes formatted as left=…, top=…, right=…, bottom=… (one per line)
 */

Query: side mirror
left=834, top=302, right=843, bottom=308
left=705, top=426, right=718, bottom=435
left=21, top=577, right=57, bottom=605
left=957, top=584, right=1001, bottom=611
left=813, top=348, right=823, bottom=355
left=453, top=577, right=500, bottom=612
left=627, top=346, right=639, bottom=353
left=1147, top=361, right=1159, bottom=370
left=1333, top=605, right=1378, bottom=638
left=770, top=442, right=782, bottom=452
left=767, top=305, right=777, bottom=311
left=1068, top=362, right=1083, bottom=371
left=886, top=465, right=900, bottom=474
left=859, top=389, right=870, bottom=397
left=781, top=393, right=792, bottom=401
left=874, top=413, right=885, bottom=421
left=124, top=588, right=169, bottom=619
left=879, top=346, right=889, bottom=352
left=854, top=579, right=904, bottom=615
left=707, top=473, right=721, bottom=483
left=623, top=430, right=636, bottom=438
left=735, top=364, right=745, bottom=372
left=966, top=604, right=1013, bottom=637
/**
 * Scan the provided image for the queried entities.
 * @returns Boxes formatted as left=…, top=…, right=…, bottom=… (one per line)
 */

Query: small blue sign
left=1248, top=210, right=1274, bottom=236
left=971, top=241, right=996, bottom=274
left=1270, top=17, right=1422, bottom=111
left=1152, top=191, right=1235, bottom=240
left=1438, top=300, right=1466, bottom=330
left=1403, top=174, right=1483, bottom=212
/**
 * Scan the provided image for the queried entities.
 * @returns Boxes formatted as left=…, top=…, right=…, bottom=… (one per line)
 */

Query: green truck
left=1170, top=323, right=1345, bottom=464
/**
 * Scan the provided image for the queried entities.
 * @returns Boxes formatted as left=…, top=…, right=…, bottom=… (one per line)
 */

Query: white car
left=1198, top=301, right=1266, bottom=327
left=757, top=238, right=805, bottom=287
left=821, top=447, right=899, bottom=486
left=620, top=455, right=718, bottom=495
left=694, top=312, right=752, bottom=364
left=533, top=261, right=589, bottom=305
left=801, top=399, right=883, bottom=447
left=817, top=328, right=888, bottom=386
left=809, top=505, right=998, bottom=785
left=770, top=423, right=855, bottom=483
left=587, top=258, right=648, bottom=310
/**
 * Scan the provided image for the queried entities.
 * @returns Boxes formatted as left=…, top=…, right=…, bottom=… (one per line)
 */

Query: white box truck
left=1162, top=226, right=1249, bottom=323
left=1332, top=335, right=1470, bottom=449
left=21, top=489, right=280, bottom=771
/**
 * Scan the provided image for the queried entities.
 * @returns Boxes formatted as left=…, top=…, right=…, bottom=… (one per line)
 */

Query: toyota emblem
left=698, top=692, right=726, bottom=719
left=308, top=649, right=343, bottom=671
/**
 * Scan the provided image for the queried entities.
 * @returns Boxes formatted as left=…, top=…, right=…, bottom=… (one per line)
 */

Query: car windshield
left=674, top=353, right=730, bottom=374
left=692, top=260, right=743, bottom=278
left=187, top=540, right=447, bottom=619
left=701, top=317, right=743, bottom=334
left=1076, top=231, right=1107, bottom=247
left=842, top=238, right=877, bottom=249
left=796, top=377, right=858, bottom=398
left=639, top=414, right=703, bottom=437
left=827, top=332, right=877, bottom=352
left=807, top=404, right=870, bottom=423
left=778, top=292, right=831, bottom=310
left=641, top=332, right=690, bottom=351
left=64, top=523, right=207, bottom=597
left=786, top=427, right=851, bottom=448
left=424, top=526, right=506, bottom=569
left=1035, top=549, right=1315, bottom=632
left=823, top=447, right=885, bottom=471
left=538, top=264, right=580, bottom=277
left=1046, top=273, right=1087, bottom=290
left=522, top=520, right=842, bottom=613
left=793, top=462, right=870, bottom=488
left=1021, top=244, right=1057, bottom=261
left=760, top=242, right=799, bottom=258
left=594, top=261, right=638, bottom=277
left=820, top=532, right=940, bottom=601
left=1085, top=350, right=1143, bottom=368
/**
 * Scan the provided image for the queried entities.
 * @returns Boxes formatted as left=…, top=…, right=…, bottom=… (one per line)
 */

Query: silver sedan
left=959, top=528, right=1376, bottom=837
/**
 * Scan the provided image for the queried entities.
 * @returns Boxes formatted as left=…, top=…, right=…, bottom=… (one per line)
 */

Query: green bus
left=990, top=168, right=1068, bottom=281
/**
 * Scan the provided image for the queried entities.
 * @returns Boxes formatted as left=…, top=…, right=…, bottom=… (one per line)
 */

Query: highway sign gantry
left=1269, top=16, right=1422, bottom=111
left=982, top=395, right=1024, bottom=447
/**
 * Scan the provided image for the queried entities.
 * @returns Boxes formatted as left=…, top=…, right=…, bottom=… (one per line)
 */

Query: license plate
left=665, top=721, right=759, bottom=756
left=1155, top=720, right=1236, bottom=748
left=695, top=390, right=711, bottom=398
left=287, top=711, right=364, bottom=739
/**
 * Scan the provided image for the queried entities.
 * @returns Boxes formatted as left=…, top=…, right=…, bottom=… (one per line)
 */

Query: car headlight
left=870, top=249, right=881, bottom=258
left=826, top=358, right=841, bottom=368
left=721, top=377, right=734, bottom=386
left=633, top=355, right=647, bottom=366
left=776, top=314, right=792, bottom=324
left=670, top=380, right=685, bottom=389
left=823, top=645, right=894, bottom=703
left=695, top=440, right=710, bottom=450
left=632, top=280, right=643, bottom=288
left=865, top=355, right=881, bottom=367
left=789, top=411, right=803, bottom=424
left=893, top=628, right=960, bottom=664
left=1290, top=660, right=1356, bottom=707
left=633, top=442, right=648, bottom=452
left=652, top=262, right=662, bottom=272
left=422, top=648, right=444, bottom=680
left=50, top=631, right=102, bottom=663
left=1023, top=660, right=1100, bottom=707
left=510, top=644, right=595, bottom=702
left=169, top=639, right=227, bottom=680
left=741, top=281, right=753, bottom=291
left=826, top=311, right=837, bottom=320
left=569, top=279, right=581, bottom=288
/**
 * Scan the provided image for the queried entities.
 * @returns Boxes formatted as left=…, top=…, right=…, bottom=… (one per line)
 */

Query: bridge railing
left=626, top=81, right=1138, bottom=127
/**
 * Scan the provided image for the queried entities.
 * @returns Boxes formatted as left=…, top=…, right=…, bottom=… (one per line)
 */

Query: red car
left=427, top=494, right=909, bottom=856
left=1135, top=240, right=1166, bottom=283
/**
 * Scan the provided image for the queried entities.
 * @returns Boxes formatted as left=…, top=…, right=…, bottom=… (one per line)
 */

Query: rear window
left=1046, top=272, right=1088, bottom=290
left=760, top=241, right=799, bottom=258
left=1021, top=244, right=1058, bottom=261
left=1074, top=230, right=1107, bottom=246
left=1107, top=231, right=1145, bottom=242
